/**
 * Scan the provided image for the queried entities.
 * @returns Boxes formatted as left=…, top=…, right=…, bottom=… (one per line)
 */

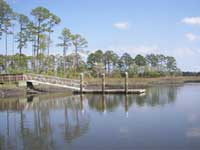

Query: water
left=0, top=83, right=200, bottom=150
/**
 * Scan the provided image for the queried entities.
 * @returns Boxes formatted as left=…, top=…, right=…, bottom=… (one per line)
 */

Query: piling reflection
left=86, top=85, right=178, bottom=113
left=87, top=94, right=121, bottom=113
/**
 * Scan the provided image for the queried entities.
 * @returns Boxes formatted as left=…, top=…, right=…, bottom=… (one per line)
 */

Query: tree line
left=0, top=49, right=180, bottom=78
left=87, top=50, right=180, bottom=77
left=0, top=0, right=180, bottom=78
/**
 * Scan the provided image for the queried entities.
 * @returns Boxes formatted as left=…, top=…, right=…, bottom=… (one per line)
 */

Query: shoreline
left=0, top=76, right=200, bottom=98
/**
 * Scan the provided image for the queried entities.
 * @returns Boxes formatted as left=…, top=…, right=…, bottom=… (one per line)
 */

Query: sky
left=1, top=0, right=200, bottom=71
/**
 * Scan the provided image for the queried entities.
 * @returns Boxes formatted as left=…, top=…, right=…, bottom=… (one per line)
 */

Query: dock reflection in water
left=2, top=85, right=198, bottom=150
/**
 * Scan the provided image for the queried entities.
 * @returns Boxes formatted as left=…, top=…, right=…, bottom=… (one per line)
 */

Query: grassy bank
left=85, top=76, right=200, bottom=89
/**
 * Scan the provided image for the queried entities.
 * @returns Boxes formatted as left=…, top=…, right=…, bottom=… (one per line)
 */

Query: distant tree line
left=0, top=50, right=181, bottom=78
left=182, top=72, right=200, bottom=76
left=87, top=50, right=180, bottom=77
left=0, top=0, right=181, bottom=78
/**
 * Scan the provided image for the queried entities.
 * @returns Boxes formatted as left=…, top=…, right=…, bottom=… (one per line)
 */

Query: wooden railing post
left=8, top=75, right=10, bottom=83
left=80, top=73, right=84, bottom=93
left=125, top=72, right=128, bottom=94
left=102, top=73, right=105, bottom=93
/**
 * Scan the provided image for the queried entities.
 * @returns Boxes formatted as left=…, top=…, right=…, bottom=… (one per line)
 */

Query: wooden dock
left=74, top=89, right=146, bottom=94
left=75, top=72, right=146, bottom=94
left=0, top=73, right=146, bottom=95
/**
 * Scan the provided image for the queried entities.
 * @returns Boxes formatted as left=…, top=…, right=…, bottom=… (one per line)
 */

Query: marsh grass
left=85, top=76, right=200, bottom=89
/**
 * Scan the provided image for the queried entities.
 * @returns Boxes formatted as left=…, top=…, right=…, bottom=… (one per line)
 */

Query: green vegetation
left=0, top=0, right=181, bottom=78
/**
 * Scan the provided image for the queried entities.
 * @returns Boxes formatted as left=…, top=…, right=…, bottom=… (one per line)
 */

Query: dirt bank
left=0, top=86, right=26, bottom=98
left=0, top=83, right=73, bottom=98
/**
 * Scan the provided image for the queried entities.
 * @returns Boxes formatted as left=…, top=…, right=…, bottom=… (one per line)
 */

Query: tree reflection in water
left=63, top=95, right=90, bottom=142
left=0, top=85, right=179, bottom=149
left=0, top=94, right=90, bottom=150
left=86, top=85, right=178, bottom=112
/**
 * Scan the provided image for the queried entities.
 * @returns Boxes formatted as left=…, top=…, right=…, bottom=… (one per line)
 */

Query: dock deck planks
left=74, top=89, right=146, bottom=94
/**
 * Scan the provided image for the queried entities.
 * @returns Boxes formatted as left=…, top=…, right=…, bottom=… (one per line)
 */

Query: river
left=0, top=83, right=200, bottom=149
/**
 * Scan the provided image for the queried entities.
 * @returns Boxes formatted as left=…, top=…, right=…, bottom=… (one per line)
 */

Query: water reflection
left=0, top=85, right=179, bottom=150
left=135, top=85, right=178, bottom=107
left=0, top=95, right=90, bottom=150
left=87, top=85, right=178, bottom=113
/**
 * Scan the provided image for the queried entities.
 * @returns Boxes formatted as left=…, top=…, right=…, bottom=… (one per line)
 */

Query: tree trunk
left=19, top=24, right=23, bottom=65
left=46, top=31, right=51, bottom=73
left=108, top=61, right=110, bottom=76
left=47, top=32, right=50, bottom=56
left=36, top=21, right=41, bottom=73
left=12, top=25, right=15, bottom=68
left=63, top=44, right=66, bottom=77
left=32, top=40, right=36, bottom=72
left=5, top=32, right=8, bottom=73
left=75, top=46, right=78, bottom=68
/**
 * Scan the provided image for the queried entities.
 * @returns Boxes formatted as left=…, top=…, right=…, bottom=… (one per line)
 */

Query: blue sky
left=1, top=0, right=200, bottom=71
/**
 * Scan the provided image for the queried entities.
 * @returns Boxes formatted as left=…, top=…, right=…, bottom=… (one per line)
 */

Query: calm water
left=0, top=83, right=200, bottom=150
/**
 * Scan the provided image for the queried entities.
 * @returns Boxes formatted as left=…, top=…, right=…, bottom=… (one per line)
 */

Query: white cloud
left=125, top=45, right=159, bottom=55
left=113, top=22, right=130, bottom=30
left=182, top=17, right=200, bottom=26
left=105, top=45, right=160, bottom=56
left=185, top=33, right=199, bottom=41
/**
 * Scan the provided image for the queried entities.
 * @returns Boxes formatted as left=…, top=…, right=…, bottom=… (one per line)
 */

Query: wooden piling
left=8, top=75, right=10, bottom=83
left=80, top=73, right=84, bottom=93
left=102, top=73, right=105, bottom=93
left=125, top=72, right=128, bottom=94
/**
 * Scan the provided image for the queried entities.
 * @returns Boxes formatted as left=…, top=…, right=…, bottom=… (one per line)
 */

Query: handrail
left=26, top=73, right=80, bottom=83
left=0, top=74, right=25, bottom=82
left=0, top=74, right=88, bottom=88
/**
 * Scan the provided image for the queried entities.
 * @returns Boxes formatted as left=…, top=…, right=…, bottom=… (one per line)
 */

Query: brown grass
left=85, top=76, right=200, bottom=89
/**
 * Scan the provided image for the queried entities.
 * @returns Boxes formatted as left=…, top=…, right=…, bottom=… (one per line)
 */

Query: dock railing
left=25, top=73, right=87, bottom=89
left=0, top=74, right=25, bottom=83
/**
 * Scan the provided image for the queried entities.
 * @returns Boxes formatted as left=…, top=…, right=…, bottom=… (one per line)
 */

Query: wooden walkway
left=25, top=74, right=82, bottom=91
left=0, top=73, right=146, bottom=94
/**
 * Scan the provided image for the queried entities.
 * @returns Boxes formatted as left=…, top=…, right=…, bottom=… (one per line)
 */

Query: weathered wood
left=0, top=74, right=24, bottom=83
left=8, top=75, right=10, bottom=83
left=0, top=73, right=146, bottom=95
left=28, top=80, right=81, bottom=90
left=74, top=89, right=146, bottom=94
left=80, top=73, right=83, bottom=93
left=102, top=73, right=105, bottom=93
left=125, top=72, right=128, bottom=94
left=26, top=74, right=81, bottom=90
